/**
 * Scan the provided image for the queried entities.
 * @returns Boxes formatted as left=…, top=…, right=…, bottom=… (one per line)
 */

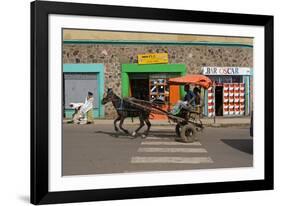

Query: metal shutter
left=64, top=73, right=99, bottom=109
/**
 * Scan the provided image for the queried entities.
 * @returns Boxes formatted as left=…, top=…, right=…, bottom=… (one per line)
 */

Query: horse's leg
left=142, top=116, right=151, bottom=138
left=132, top=116, right=145, bottom=138
left=114, top=115, right=121, bottom=132
left=119, top=117, right=130, bottom=134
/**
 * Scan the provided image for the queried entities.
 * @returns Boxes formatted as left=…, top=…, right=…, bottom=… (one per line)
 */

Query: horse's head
left=101, top=88, right=116, bottom=105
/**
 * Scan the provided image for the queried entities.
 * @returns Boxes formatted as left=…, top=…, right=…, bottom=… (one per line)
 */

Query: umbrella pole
left=168, top=83, right=171, bottom=112
left=213, top=84, right=216, bottom=124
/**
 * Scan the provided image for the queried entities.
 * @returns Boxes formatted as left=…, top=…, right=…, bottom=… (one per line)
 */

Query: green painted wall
left=121, top=64, right=187, bottom=98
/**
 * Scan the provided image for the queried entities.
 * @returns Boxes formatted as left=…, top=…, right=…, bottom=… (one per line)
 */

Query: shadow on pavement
left=221, top=139, right=253, bottom=154
left=95, top=130, right=131, bottom=138
left=95, top=130, right=176, bottom=139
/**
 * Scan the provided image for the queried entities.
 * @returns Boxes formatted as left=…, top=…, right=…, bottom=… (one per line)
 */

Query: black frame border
left=31, top=1, right=274, bottom=204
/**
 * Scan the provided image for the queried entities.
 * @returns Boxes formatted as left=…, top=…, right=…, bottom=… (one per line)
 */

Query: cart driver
left=170, top=84, right=195, bottom=115
left=183, top=84, right=195, bottom=106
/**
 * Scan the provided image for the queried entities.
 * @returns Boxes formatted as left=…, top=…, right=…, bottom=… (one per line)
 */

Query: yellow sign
left=138, top=53, right=168, bottom=64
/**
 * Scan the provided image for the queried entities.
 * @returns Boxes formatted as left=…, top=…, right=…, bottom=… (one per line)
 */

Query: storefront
left=202, top=67, right=252, bottom=117
left=122, top=63, right=186, bottom=119
left=63, top=29, right=253, bottom=119
left=63, top=64, right=105, bottom=118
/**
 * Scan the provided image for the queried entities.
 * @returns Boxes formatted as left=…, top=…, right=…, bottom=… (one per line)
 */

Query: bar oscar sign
left=138, top=53, right=168, bottom=64
left=202, top=67, right=252, bottom=76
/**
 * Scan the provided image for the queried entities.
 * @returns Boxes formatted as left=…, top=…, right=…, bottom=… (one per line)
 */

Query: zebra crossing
left=130, top=136, right=214, bottom=164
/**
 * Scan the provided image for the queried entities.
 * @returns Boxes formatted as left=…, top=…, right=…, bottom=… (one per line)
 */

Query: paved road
left=62, top=124, right=253, bottom=176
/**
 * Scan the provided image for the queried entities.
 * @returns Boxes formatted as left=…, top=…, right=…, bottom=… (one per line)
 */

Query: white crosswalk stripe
left=131, top=157, right=213, bottom=164
left=138, top=147, right=207, bottom=153
left=145, top=137, right=176, bottom=140
left=141, top=141, right=202, bottom=146
left=131, top=138, right=213, bottom=165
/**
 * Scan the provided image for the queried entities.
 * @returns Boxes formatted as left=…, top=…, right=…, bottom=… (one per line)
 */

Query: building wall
left=63, top=44, right=253, bottom=118
left=63, top=29, right=253, bottom=45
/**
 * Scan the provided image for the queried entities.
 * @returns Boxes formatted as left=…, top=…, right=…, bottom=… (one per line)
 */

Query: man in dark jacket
left=170, top=84, right=195, bottom=115
left=184, top=84, right=195, bottom=106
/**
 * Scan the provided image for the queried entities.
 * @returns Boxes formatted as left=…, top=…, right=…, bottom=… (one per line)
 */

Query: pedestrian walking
left=80, top=91, right=94, bottom=124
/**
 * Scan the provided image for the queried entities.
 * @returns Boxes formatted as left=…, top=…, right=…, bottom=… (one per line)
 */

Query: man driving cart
left=170, top=84, right=197, bottom=115
left=166, top=75, right=212, bottom=143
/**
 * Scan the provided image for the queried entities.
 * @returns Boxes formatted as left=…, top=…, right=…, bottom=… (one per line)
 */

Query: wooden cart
left=125, top=74, right=213, bottom=143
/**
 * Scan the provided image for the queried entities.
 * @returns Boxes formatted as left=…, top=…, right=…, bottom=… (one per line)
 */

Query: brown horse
left=101, top=88, right=151, bottom=138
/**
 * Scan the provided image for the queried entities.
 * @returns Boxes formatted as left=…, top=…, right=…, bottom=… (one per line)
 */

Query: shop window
left=129, top=72, right=180, bottom=104
left=207, top=75, right=245, bottom=116
left=209, top=75, right=242, bottom=84
left=148, top=73, right=179, bottom=104
left=149, top=78, right=168, bottom=103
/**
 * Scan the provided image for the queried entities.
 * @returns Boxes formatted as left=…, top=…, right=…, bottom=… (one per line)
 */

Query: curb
left=63, top=120, right=250, bottom=128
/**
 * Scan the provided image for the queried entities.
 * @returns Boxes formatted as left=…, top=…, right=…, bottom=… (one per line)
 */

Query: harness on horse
left=117, top=98, right=124, bottom=111
left=116, top=98, right=140, bottom=112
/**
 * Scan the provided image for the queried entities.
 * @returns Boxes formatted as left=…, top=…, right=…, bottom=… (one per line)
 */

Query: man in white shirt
left=70, top=91, right=94, bottom=124
left=80, top=91, right=94, bottom=124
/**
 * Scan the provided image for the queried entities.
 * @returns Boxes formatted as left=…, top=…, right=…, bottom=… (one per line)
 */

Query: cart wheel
left=175, top=123, right=181, bottom=137
left=180, top=125, right=196, bottom=143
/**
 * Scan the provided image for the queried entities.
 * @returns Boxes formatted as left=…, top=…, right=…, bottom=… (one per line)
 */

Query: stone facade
left=63, top=44, right=253, bottom=118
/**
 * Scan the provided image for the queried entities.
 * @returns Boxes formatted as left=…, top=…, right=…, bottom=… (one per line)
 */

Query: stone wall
left=63, top=44, right=253, bottom=118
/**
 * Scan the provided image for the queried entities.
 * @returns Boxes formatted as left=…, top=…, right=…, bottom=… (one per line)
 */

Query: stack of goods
left=208, top=87, right=215, bottom=117
left=223, top=83, right=229, bottom=115
left=240, top=83, right=245, bottom=115
left=234, top=83, right=240, bottom=115
left=228, top=83, right=234, bottom=115
left=223, top=83, right=245, bottom=116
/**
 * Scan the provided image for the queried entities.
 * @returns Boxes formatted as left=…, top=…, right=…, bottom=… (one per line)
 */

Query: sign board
left=202, top=67, right=252, bottom=76
left=138, top=53, right=168, bottom=64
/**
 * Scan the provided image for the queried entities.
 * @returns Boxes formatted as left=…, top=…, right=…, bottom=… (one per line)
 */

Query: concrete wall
left=63, top=44, right=253, bottom=118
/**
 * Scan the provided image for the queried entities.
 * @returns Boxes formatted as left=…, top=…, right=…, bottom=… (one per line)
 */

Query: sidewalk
left=200, top=116, right=250, bottom=127
left=64, top=116, right=250, bottom=127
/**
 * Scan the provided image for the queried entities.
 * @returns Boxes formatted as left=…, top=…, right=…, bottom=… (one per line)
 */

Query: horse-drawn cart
left=102, top=74, right=212, bottom=143
left=124, top=74, right=213, bottom=143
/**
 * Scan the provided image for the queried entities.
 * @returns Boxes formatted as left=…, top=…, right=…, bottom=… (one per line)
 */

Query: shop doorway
left=122, top=64, right=187, bottom=120
left=128, top=72, right=181, bottom=120
left=215, top=86, right=223, bottom=116
left=130, top=78, right=149, bottom=101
